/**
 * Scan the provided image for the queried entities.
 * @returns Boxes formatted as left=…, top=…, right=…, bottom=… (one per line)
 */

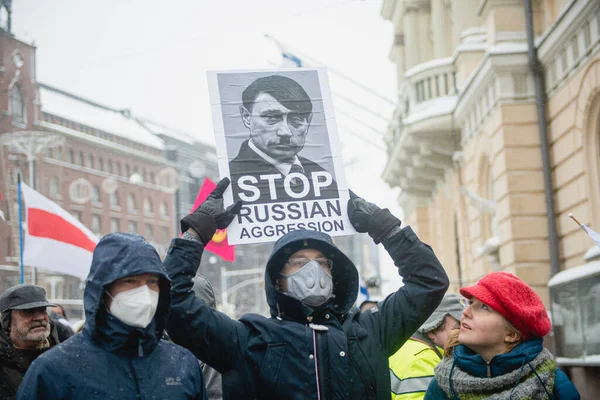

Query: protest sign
left=207, top=68, right=354, bottom=244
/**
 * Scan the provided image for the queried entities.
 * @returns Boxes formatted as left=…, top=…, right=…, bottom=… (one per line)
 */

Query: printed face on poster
left=207, top=68, right=355, bottom=245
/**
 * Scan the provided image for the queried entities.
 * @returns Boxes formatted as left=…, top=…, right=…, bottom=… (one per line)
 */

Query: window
left=128, top=221, right=137, bottom=234
left=91, top=185, right=101, bottom=203
left=149, top=172, right=155, bottom=185
left=145, top=224, right=154, bottom=241
left=110, top=192, right=119, bottom=208
left=11, top=85, right=25, bottom=125
left=84, top=154, right=92, bottom=168
left=125, top=165, right=130, bottom=178
left=108, top=161, right=114, bottom=174
left=110, top=218, right=120, bottom=232
left=98, top=158, right=104, bottom=172
left=127, top=194, right=136, bottom=211
left=74, top=151, right=82, bottom=166
left=68, top=149, right=74, bottom=164
left=71, top=211, right=82, bottom=222
left=11, top=168, right=21, bottom=185
left=551, top=271, right=600, bottom=359
left=49, top=177, right=59, bottom=198
left=162, top=227, right=170, bottom=243
left=91, top=215, right=101, bottom=234
left=116, top=162, right=121, bottom=176
left=159, top=202, right=168, bottom=218
left=143, top=198, right=153, bottom=215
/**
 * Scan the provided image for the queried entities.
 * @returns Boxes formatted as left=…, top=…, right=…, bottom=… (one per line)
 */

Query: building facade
left=0, top=29, right=177, bottom=318
left=381, top=0, right=600, bottom=394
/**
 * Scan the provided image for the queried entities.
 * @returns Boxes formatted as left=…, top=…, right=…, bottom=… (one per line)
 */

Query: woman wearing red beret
left=425, top=272, right=580, bottom=399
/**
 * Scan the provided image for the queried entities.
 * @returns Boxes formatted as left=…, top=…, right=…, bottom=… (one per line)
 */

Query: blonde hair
left=443, top=318, right=523, bottom=358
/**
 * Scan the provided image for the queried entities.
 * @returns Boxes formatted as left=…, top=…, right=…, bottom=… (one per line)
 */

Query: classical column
left=403, top=0, right=433, bottom=69
left=451, top=0, right=482, bottom=44
left=431, top=0, right=453, bottom=58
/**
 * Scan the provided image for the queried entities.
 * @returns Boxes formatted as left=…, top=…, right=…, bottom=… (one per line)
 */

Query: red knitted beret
left=459, top=272, right=551, bottom=340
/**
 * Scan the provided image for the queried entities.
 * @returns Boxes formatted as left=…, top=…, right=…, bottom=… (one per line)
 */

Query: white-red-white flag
left=21, top=183, right=98, bottom=279
left=582, top=224, right=600, bottom=249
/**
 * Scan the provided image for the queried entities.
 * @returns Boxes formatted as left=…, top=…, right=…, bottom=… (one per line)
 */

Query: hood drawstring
left=527, top=360, right=552, bottom=399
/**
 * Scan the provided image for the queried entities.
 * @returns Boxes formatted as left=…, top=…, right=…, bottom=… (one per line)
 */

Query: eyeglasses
left=286, top=257, right=333, bottom=272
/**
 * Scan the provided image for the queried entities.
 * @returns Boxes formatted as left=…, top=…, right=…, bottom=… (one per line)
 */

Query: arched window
left=110, top=192, right=119, bottom=208
left=127, top=194, right=136, bottom=211
left=91, top=185, right=101, bottom=203
left=143, top=198, right=153, bottom=215
left=159, top=202, right=168, bottom=218
left=49, top=177, right=59, bottom=198
left=10, top=85, right=25, bottom=125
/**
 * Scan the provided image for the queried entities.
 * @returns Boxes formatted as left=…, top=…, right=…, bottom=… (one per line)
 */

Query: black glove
left=180, top=178, right=243, bottom=245
left=347, top=190, right=401, bottom=244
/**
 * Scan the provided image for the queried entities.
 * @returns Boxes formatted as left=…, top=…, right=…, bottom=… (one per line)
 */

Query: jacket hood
left=192, top=274, right=216, bottom=309
left=82, top=233, right=170, bottom=355
left=454, top=337, right=544, bottom=378
left=265, top=229, right=358, bottom=320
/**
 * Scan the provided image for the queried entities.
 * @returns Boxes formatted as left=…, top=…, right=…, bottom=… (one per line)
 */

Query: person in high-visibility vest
left=389, top=294, right=463, bottom=400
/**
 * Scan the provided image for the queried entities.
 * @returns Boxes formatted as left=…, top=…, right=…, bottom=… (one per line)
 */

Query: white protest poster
left=207, top=68, right=355, bottom=245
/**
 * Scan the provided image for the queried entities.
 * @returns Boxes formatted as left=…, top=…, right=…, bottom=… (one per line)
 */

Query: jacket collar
left=453, top=338, right=544, bottom=378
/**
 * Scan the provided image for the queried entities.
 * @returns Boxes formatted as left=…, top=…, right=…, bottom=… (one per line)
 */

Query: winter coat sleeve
left=164, top=238, right=246, bottom=374
left=424, top=377, right=450, bottom=400
left=553, top=369, right=580, bottom=399
left=360, top=226, right=449, bottom=356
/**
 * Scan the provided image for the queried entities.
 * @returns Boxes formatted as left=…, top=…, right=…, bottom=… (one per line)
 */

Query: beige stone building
left=381, top=0, right=600, bottom=393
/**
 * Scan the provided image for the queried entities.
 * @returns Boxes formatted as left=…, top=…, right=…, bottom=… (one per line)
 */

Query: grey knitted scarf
left=434, top=348, right=556, bottom=400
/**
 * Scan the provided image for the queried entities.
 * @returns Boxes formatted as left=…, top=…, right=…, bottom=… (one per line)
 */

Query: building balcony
left=383, top=58, right=460, bottom=212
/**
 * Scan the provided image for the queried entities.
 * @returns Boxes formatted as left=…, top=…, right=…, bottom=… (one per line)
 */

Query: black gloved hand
left=347, top=190, right=401, bottom=244
left=180, top=178, right=243, bottom=245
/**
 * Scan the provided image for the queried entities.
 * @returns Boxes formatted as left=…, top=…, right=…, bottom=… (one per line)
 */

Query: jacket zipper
left=312, top=329, right=321, bottom=400
left=487, top=361, right=491, bottom=378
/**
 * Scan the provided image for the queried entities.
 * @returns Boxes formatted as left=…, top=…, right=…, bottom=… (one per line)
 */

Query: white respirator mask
left=107, top=285, right=159, bottom=328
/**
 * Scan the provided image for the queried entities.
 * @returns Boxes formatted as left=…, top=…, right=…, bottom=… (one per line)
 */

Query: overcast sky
left=15, top=0, right=404, bottom=291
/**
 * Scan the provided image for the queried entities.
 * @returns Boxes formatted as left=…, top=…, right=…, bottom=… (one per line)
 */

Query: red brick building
left=0, top=27, right=176, bottom=316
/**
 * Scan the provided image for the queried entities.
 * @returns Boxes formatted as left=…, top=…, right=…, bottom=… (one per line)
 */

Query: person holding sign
left=165, top=178, right=449, bottom=399
left=229, top=75, right=338, bottom=204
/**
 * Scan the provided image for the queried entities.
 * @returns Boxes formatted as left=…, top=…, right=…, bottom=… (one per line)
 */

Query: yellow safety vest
left=389, top=337, right=443, bottom=400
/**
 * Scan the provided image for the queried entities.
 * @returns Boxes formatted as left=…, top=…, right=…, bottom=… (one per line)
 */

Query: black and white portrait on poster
left=208, top=68, right=355, bottom=245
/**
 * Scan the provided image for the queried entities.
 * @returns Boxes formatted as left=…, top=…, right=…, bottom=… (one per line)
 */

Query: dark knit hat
left=460, top=272, right=551, bottom=340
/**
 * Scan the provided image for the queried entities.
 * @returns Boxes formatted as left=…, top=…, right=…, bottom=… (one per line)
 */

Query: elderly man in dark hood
left=0, top=284, right=60, bottom=399
left=164, top=178, right=449, bottom=399
left=17, top=233, right=207, bottom=400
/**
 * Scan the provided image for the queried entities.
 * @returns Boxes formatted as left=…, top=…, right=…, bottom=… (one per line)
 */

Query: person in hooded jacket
left=0, top=284, right=60, bottom=400
left=191, top=274, right=223, bottom=400
left=164, top=178, right=449, bottom=400
left=17, top=233, right=207, bottom=400
left=425, top=272, right=580, bottom=400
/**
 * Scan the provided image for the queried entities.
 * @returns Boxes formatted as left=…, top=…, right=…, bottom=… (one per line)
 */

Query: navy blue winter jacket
left=425, top=338, right=580, bottom=399
left=17, top=233, right=207, bottom=400
left=166, top=228, right=449, bottom=400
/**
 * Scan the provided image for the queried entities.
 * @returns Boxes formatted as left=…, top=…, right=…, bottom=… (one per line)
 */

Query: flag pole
left=17, top=174, right=24, bottom=284
left=568, top=213, right=587, bottom=233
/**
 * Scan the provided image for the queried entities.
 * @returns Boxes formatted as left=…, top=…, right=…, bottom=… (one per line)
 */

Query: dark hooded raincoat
left=16, top=233, right=206, bottom=400
left=166, top=228, right=449, bottom=400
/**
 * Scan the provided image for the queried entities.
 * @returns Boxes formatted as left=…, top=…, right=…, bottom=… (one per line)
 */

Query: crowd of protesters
left=0, top=179, right=580, bottom=399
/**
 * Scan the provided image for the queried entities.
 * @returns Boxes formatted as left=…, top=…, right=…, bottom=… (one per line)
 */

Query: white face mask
left=107, top=285, right=159, bottom=328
